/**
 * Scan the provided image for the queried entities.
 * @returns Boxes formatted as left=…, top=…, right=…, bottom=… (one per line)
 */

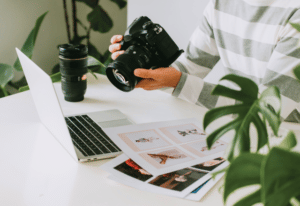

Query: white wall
left=127, top=0, right=224, bottom=83
left=0, top=0, right=127, bottom=79
left=128, top=0, right=209, bottom=52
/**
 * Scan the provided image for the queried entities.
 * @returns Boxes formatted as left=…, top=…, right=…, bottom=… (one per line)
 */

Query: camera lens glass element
left=113, top=69, right=130, bottom=86
left=59, top=44, right=88, bottom=102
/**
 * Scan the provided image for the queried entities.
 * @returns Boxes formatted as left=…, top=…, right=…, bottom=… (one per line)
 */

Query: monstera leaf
left=261, top=147, right=300, bottom=206
left=110, top=0, right=127, bottom=9
left=87, top=5, right=113, bottom=33
left=224, top=132, right=298, bottom=206
left=224, top=153, right=263, bottom=205
left=294, top=65, right=300, bottom=81
left=13, top=11, right=48, bottom=71
left=203, top=74, right=281, bottom=161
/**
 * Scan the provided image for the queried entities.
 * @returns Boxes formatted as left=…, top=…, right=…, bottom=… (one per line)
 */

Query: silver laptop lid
left=16, top=48, right=78, bottom=161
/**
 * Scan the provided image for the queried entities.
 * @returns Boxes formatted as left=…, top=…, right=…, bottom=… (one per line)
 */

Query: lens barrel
left=106, top=45, right=149, bottom=92
left=59, top=44, right=88, bottom=102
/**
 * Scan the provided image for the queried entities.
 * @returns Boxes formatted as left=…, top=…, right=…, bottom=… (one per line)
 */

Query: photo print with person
left=159, top=124, right=206, bottom=144
left=118, top=130, right=171, bottom=152
left=149, top=168, right=208, bottom=192
left=192, top=157, right=225, bottom=171
left=147, top=148, right=189, bottom=165
left=114, top=158, right=153, bottom=182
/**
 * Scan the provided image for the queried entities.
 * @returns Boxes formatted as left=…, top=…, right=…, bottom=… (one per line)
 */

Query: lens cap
left=59, top=44, right=88, bottom=58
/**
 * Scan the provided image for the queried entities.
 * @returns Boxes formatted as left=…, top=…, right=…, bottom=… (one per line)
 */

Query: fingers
left=134, top=69, right=155, bottom=79
left=111, top=50, right=125, bottom=60
left=110, top=35, right=123, bottom=44
left=135, top=79, right=161, bottom=90
left=109, top=43, right=121, bottom=53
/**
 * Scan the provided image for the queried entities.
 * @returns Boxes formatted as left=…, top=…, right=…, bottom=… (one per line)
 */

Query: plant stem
left=77, top=19, right=88, bottom=31
left=87, top=24, right=92, bottom=45
left=0, top=86, right=9, bottom=97
left=62, top=0, right=71, bottom=43
left=71, top=0, right=78, bottom=38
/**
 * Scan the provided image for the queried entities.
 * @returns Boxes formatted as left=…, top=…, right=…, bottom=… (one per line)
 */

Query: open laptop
left=16, top=48, right=133, bottom=162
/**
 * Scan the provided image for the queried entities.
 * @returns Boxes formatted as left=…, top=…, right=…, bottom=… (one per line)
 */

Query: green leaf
left=87, top=5, right=113, bottom=33
left=88, top=42, right=102, bottom=60
left=294, top=65, right=300, bottom=81
left=110, top=0, right=127, bottom=9
left=0, top=86, right=7, bottom=98
left=224, top=153, right=264, bottom=202
left=261, top=147, right=300, bottom=206
left=76, top=0, right=99, bottom=8
left=290, top=22, right=300, bottom=32
left=88, top=55, right=105, bottom=68
left=211, top=166, right=228, bottom=179
left=233, top=189, right=261, bottom=206
left=88, top=69, right=98, bottom=79
left=212, top=74, right=258, bottom=104
left=50, top=72, right=61, bottom=83
left=206, top=118, right=241, bottom=150
left=102, top=49, right=112, bottom=65
left=203, top=74, right=281, bottom=160
left=258, top=86, right=281, bottom=136
left=0, top=64, right=14, bottom=87
left=13, top=11, right=48, bottom=71
left=51, top=63, right=60, bottom=75
left=278, top=131, right=297, bottom=150
left=19, top=85, right=29, bottom=92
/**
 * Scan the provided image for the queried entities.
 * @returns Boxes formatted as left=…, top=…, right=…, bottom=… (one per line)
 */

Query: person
left=109, top=0, right=300, bottom=123
left=125, top=159, right=152, bottom=175
left=147, top=153, right=185, bottom=164
left=135, top=137, right=159, bottom=143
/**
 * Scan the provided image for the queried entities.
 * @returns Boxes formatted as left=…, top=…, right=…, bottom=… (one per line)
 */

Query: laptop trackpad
left=85, top=109, right=134, bottom=128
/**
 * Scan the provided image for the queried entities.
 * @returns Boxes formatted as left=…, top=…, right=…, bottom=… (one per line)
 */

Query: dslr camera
left=106, top=16, right=183, bottom=92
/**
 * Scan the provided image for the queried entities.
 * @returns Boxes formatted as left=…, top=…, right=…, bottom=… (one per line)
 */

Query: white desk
left=0, top=74, right=298, bottom=206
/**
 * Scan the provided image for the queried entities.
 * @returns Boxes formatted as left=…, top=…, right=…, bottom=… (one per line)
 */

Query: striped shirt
left=171, top=0, right=300, bottom=123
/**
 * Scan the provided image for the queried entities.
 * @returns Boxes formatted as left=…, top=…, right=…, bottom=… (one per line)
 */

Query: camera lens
left=106, top=45, right=150, bottom=92
left=59, top=44, right=88, bottom=102
left=112, top=69, right=130, bottom=86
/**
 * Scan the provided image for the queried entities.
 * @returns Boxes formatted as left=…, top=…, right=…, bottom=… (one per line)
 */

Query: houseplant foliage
left=57, top=0, right=127, bottom=75
left=203, top=74, right=281, bottom=161
left=223, top=132, right=300, bottom=206
left=204, top=66, right=300, bottom=205
left=0, top=11, right=48, bottom=98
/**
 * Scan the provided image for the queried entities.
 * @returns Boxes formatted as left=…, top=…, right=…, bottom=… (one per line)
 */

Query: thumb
left=134, top=69, right=153, bottom=78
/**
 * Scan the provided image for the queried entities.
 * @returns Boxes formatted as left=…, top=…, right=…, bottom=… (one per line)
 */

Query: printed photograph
left=118, top=130, right=171, bottom=152
left=149, top=168, right=208, bottom=192
left=147, top=148, right=193, bottom=166
left=192, top=157, right=225, bottom=171
left=114, top=159, right=153, bottom=182
left=182, top=140, right=227, bottom=157
left=160, top=124, right=206, bottom=144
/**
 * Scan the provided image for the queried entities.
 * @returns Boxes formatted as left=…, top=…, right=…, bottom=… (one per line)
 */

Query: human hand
left=109, top=35, right=125, bottom=60
left=134, top=67, right=182, bottom=90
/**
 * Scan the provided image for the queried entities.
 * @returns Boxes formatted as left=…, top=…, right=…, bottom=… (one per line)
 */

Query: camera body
left=106, top=16, right=183, bottom=92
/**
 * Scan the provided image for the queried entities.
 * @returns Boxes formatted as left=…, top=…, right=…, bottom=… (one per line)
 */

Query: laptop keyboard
left=65, top=115, right=121, bottom=157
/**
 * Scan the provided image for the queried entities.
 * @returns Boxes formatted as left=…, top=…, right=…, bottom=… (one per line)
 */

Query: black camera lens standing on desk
left=59, top=44, right=88, bottom=102
left=106, top=16, right=183, bottom=92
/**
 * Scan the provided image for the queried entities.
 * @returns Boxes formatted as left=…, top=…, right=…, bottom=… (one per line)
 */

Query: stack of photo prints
left=101, top=118, right=229, bottom=201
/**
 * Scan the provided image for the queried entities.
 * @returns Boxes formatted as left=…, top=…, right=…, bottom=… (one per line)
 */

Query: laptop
left=16, top=48, right=133, bottom=162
